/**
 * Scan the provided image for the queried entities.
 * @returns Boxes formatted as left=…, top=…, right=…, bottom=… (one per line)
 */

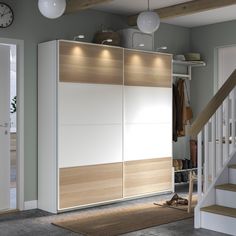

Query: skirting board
left=24, top=200, right=38, bottom=210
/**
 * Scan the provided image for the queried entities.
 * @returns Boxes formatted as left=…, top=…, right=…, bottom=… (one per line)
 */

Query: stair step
left=215, top=183, right=236, bottom=192
left=201, top=205, right=236, bottom=218
left=228, top=164, right=236, bottom=169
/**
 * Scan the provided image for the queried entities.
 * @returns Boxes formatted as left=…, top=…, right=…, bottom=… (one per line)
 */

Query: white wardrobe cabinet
left=38, top=40, right=173, bottom=213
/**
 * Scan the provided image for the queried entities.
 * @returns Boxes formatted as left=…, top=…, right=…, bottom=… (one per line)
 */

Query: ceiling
left=92, top=0, right=236, bottom=28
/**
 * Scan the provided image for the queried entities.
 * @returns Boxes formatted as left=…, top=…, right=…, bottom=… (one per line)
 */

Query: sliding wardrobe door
left=58, top=41, right=123, bottom=209
left=124, top=49, right=172, bottom=197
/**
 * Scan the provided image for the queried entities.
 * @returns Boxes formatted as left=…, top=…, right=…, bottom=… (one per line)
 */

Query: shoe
left=182, top=159, right=188, bottom=169
left=166, top=193, right=179, bottom=205
left=177, top=198, right=188, bottom=205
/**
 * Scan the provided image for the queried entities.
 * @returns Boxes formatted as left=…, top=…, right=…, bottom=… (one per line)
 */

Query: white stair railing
left=195, top=88, right=236, bottom=228
left=197, top=88, right=236, bottom=201
left=190, top=70, right=236, bottom=228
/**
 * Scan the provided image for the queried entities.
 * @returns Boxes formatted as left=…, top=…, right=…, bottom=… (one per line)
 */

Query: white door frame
left=214, top=44, right=236, bottom=94
left=0, top=38, right=24, bottom=211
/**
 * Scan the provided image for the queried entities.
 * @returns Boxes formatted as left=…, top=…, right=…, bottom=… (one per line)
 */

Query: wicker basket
left=184, top=53, right=201, bottom=61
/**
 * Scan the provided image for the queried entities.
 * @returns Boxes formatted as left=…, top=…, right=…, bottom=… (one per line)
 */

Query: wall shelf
left=174, top=168, right=198, bottom=173
left=172, top=60, right=206, bottom=80
left=173, top=60, right=206, bottom=67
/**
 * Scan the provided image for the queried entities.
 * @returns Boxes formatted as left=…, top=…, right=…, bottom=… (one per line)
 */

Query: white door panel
left=124, top=124, right=172, bottom=161
left=59, top=83, right=123, bottom=125
left=124, top=86, right=172, bottom=124
left=0, top=45, right=10, bottom=210
left=59, top=124, right=122, bottom=168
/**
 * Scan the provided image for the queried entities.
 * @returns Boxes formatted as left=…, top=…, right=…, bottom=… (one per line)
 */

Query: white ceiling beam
left=128, top=0, right=236, bottom=26
left=65, top=0, right=113, bottom=14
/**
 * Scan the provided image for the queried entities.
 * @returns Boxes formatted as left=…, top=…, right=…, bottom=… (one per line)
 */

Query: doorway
left=217, top=45, right=236, bottom=157
left=0, top=38, right=24, bottom=212
left=218, top=45, right=236, bottom=89
left=0, top=44, right=17, bottom=211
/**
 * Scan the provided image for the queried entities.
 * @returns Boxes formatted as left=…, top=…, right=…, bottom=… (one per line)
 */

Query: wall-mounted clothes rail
left=172, top=60, right=206, bottom=80
left=173, top=73, right=191, bottom=79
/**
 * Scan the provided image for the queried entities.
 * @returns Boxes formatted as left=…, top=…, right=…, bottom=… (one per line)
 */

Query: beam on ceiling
left=128, top=0, right=236, bottom=26
left=65, top=0, right=113, bottom=14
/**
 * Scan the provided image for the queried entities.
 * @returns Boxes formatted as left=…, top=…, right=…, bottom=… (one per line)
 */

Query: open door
left=0, top=44, right=11, bottom=211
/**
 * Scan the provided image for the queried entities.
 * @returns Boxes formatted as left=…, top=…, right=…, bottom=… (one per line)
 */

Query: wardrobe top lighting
left=139, top=43, right=145, bottom=47
left=157, top=46, right=167, bottom=51
left=101, top=39, right=113, bottom=44
left=73, top=35, right=85, bottom=41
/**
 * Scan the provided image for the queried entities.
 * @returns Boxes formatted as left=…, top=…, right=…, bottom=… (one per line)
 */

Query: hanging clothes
left=173, top=78, right=189, bottom=142
left=176, top=79, right=185, bottom=137
left=173, top=83, right=178, bottom=142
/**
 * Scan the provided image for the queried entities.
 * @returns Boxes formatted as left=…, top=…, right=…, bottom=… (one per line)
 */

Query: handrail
left=189, top=69, right=236, bottom=136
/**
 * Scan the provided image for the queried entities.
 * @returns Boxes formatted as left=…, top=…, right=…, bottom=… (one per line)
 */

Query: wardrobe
left=38, top=40, right=173, bottom=213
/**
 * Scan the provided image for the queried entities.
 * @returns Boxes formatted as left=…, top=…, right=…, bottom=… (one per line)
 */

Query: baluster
left=232, top=88, right=236, bottom=148
left=225, top=96, right=230, bottom=161
left=204, top=123, right=209, bottom=192
left=211, top=114, right=216, bottom=180
left=198, top=131, right=203, bottom=201
left=218, top=105, right=223, bottom=169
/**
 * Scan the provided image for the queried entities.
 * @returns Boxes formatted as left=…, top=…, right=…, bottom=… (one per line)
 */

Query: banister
left=189, top=69, right=236, bottom=136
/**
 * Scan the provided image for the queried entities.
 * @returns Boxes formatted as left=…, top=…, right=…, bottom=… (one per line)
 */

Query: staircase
left=190, top=70, right=236, bottom=235
left=201, top=165, right=236, bottom=235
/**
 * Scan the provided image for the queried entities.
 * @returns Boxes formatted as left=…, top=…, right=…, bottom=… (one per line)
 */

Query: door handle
left=0, top=123, right=8, bottom=128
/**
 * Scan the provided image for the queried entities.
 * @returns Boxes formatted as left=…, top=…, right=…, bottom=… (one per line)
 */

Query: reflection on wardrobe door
left=58, top=41, right=124, bottom=209
left=124, top=158, right=172, bottom=197
left=124, top=49, right=172, bottom=197
left=124, top=49, right=172, bottom=87
left=59, top=41, right=123, bottom=85
left=59, top=163, right=123, bottom=209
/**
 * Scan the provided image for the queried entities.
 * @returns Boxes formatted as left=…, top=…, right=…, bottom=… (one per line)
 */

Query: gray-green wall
left=0, top=0, right=127, bottom=202
left=156, top=23, right=190, bottom=55
left=190, top=20, right=236, bottom=118
left=0, top=0, right=190, bottom=202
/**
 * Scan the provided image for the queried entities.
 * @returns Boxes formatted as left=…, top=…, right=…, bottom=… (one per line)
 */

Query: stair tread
left=201, top=205, right=236, bottom=218
left=215, top=183, right=236, bottom=192
left=228, top=164, right=236, bottom=169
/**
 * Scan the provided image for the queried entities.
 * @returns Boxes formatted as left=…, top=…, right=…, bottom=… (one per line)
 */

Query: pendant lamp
left=137, top=0, right=160, bottom=34
left=38, top=0, right=66, bottom=19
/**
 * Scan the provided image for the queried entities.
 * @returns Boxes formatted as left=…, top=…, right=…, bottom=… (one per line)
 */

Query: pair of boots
left=166, top=193, right=188, bottom=206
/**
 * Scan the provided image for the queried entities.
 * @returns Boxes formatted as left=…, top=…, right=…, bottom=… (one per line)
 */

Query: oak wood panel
left=59, top=41, right=123, bottom=85
left=190, top=69, right=236, bottom=136
left=59, top=163, right=123, bottom=209
left=124, top=157, right=172, bottom=197
left=124, top=50, right=172, bottom=87
left=65, top=0, right=113, bottom=14
left=128, top=0, right=236, bottom=26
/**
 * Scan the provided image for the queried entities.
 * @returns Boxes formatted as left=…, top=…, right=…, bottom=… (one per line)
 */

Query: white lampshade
left=38, top=0, right=66, bottom=19
left=137, top=11, right=160, bottom=34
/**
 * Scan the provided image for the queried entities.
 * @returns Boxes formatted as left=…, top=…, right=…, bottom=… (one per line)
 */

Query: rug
left=53, top=201, right=194, bottom=236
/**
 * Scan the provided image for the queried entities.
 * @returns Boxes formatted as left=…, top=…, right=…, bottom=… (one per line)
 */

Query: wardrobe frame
left=38, top=40, right=174, bottom=213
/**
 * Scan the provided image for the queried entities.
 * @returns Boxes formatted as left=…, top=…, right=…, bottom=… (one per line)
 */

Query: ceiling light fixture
left=38, top=0, right=66, bottom=19
left=137, top=0, right=160, bottom=34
